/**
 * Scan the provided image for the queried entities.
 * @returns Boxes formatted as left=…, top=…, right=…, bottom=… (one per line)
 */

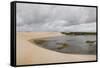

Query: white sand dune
left=16, top=32, right=96, bottom=65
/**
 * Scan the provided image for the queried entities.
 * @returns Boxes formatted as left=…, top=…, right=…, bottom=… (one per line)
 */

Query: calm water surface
left=32, top=35, right=96, bottom=55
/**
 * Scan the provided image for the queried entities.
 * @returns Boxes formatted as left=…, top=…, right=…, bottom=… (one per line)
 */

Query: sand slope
left=16, top=32, right=96, bottom=65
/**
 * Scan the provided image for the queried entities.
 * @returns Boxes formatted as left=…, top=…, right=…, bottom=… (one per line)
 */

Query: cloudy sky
left=16, top=3, right=96, bottom=32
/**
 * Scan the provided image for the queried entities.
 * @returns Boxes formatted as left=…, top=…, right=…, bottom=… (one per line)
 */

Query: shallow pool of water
left=30, top=35, right=96, bottom=55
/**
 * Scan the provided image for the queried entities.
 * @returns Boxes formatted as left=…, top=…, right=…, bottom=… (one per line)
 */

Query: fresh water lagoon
left=29, top=34, right=96, bottom=55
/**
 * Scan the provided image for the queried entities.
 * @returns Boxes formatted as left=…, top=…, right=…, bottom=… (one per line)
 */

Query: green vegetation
left=57, top=43, right=69, bottom=50
left=29, top=39, right=47, bottom=45
left=86, top=40, right=96, bottom=43
left=61, top=32, right=96, bottom=35
left=85, top=40, right=96, bottom=46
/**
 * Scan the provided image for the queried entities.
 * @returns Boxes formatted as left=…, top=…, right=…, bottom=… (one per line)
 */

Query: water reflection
left=30, top=35, right=96, bottom=55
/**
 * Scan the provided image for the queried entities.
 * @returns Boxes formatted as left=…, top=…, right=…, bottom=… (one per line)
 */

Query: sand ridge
left=16, top=32, right=96, bottom=65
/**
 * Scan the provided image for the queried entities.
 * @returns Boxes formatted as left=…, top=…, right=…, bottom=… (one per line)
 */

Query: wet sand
left=16, top=32, right=96, bottom=65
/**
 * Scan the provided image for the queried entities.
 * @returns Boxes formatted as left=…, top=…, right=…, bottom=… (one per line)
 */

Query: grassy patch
left=86, top=40, right=96, bottom=43
left=61, top=32, right=96, bottom=35
left=29, top=39, right=47, bottom=45
left=85, top=40, right=96, bottom=46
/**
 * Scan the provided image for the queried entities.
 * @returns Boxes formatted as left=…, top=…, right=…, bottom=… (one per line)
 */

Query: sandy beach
left=16, top=32, right=96, bottom=65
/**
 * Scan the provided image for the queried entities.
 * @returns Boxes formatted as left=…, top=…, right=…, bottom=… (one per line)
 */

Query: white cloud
left=63, top=22, right=96, bottom=32
left=43, top=20, right=69, bottom=31
left=16, top=3, right=96, bottom=32
left=17, top=20, right=96, bottom=32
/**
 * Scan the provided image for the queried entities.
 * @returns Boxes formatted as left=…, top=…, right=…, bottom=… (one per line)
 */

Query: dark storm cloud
left=16, top=3, right=96, bottom=32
